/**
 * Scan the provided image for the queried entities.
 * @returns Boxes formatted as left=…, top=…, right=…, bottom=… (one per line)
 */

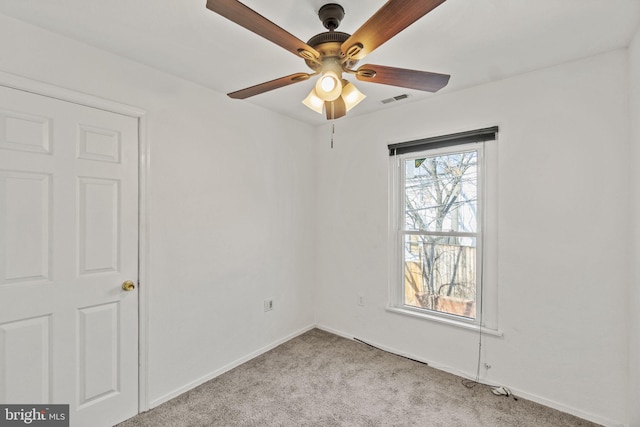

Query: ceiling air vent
left=380, top=94, right=410, bottom=104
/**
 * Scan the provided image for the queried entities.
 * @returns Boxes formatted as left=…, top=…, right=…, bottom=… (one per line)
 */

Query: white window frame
left=388, top=139, right=500, bottom=336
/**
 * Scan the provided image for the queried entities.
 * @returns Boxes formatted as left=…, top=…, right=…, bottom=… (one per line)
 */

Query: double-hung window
left=388, top=127, right=498, bottom=330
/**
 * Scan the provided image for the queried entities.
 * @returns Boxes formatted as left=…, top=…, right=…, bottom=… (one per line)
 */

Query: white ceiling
left=1, top=0, right=639, bottom=126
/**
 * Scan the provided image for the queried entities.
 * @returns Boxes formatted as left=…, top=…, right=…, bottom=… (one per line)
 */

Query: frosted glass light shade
left=302, top=88, right=324, bottom=114
left=315, top=71, right=342, bottom=101
left=341, top=81, right=366, bottom=111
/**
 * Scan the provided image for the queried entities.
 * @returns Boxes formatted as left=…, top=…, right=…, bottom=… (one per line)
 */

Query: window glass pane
left=403, top=235, right=476, bottom=319
left=404, top=151, right=478, bottom=232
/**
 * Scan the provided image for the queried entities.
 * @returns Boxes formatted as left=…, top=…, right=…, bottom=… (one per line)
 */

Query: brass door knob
left=122, top=280, right=135, bottom=291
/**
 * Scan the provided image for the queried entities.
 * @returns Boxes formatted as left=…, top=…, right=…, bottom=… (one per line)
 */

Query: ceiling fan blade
left=325, top=98, right=346, bottom=120
left=356, top=64, right=450, bottom=92
left=206, top=0, right=320, bottom=60
left=341, top=0, right=447, bottom=61
left=228, top=73, right=311, bottom=99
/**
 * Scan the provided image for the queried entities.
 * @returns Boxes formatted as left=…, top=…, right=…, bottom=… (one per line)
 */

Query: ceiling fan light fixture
left=341, top=81, right=366, bottom=112
left=302, top=88, right=325, bottom=114
left=315, top=70, right=342, bottom=101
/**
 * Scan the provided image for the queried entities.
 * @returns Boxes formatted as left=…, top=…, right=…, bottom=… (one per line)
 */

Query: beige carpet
left=117, top=329, right=600, bottom=426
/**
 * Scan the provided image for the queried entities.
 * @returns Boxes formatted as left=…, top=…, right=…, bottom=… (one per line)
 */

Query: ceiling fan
left=205, top=0, right=450, bottom=120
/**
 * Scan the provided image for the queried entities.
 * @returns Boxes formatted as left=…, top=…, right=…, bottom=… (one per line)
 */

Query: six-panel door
left=0, top=86, right=139, bottom=427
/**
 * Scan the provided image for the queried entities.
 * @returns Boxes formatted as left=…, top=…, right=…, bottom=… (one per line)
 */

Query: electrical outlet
left=264, top=299, right=274, bottom=312
left=357, top=294, right=365, bottom=306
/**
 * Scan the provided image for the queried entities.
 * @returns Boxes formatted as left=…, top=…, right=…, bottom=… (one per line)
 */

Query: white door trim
left=0, top=70, right=151, bottom=412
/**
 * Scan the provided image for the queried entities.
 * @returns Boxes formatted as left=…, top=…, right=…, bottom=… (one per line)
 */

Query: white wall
left=629, top=27, right=640, bottom=427
left=314, top=50, right=630, bottom=426
left=0, top=14, right=317, bottom=407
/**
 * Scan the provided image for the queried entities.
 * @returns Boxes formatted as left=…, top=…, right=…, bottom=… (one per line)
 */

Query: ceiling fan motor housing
left=305, top=31, right=358, bottom=71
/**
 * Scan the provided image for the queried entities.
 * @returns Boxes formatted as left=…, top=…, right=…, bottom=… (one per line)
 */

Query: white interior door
left=0, top=85, right=139, bottom=427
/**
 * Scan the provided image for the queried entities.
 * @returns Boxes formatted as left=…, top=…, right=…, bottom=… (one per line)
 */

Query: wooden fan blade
left=206, top=0, right=320, bottom=60
left=228, top=73, right=311, bottom=99
left=325, top=98, right=346, bottom=120
left=341, top=0, right=447, bottom=61
left=356, top=64, right=450, bottom=92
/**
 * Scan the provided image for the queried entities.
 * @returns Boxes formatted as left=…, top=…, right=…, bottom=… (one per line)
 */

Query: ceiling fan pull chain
left=331, top=124, right=335, bottom=149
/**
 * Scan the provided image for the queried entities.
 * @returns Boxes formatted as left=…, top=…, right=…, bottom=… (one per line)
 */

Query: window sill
left=386, top=306, right=503, bottom=337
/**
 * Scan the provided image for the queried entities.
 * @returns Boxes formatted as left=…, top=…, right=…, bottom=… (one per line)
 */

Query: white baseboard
left=504, top=387, right=623, bottom=427
left=148, top=323, right=316, bottom=409
left=314, top=323, right=624, bottom=427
